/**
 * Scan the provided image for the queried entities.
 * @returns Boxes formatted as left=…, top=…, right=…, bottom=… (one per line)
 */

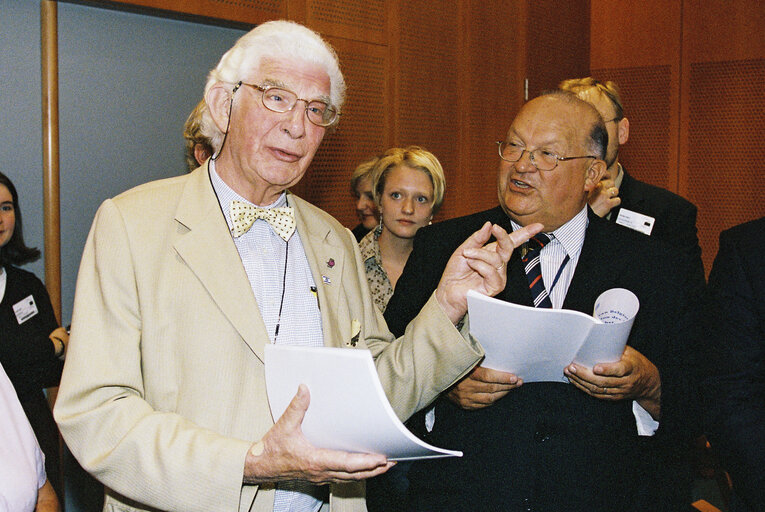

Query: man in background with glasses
left=54, top=20, right=539, bottom=512
left=559, top=77, right=703, bottom=279
left=384, top=91, right=704, bottom=511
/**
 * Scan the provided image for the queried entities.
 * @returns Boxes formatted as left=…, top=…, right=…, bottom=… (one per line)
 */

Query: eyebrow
left=260, top=78, right=332, bottom=105
left=261, top=78, right=288, bottom=89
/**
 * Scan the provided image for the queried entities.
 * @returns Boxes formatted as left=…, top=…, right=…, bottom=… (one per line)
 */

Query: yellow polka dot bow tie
left=229, top=200, right=296, bottom=241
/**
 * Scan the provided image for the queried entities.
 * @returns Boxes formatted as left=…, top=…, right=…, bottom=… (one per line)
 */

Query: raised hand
left=435, top=221, right=543, bottom=324
left=588, top=178, right=621, bottom=217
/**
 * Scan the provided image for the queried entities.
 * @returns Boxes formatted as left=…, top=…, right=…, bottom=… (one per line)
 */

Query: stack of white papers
left=265, top=344, right=461, bottom=460
left=466, top=288, right=639, bottom=383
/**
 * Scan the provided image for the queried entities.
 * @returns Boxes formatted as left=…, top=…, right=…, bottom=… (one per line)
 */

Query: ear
left=584, top=159, right=607, bottom=192
left=194, top=143, right=211, bottom=166
left=617, top=117, right=629, bottom=145
left=205, top=82, right=234, bottom=133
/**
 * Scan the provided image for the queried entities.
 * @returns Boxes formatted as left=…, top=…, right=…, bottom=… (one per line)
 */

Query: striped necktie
left=522, top=233, right=553, bottom=308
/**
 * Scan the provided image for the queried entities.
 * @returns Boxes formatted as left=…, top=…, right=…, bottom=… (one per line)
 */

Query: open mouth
left=511, top=179, right=532, bottom=189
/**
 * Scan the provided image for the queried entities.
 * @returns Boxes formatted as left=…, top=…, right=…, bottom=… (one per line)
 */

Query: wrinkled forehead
left=247, top=57, right=332, bottom=101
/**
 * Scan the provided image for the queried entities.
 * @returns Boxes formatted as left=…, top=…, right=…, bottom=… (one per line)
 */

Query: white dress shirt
left=0, top=362, right=46, bottom=512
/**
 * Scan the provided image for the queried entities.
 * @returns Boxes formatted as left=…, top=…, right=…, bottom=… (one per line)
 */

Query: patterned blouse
left=358, top=226, right=393, bottom=313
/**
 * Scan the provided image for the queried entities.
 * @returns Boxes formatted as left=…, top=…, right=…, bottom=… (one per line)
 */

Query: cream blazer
left=54, top=165, right=482, bottom=512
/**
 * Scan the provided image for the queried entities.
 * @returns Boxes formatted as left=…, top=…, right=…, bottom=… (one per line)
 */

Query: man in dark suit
left=559, top=77, right=703, bottom=279
left=384, top=91, right=703, bottom=511
left=703, top=216, right=765, bottom=512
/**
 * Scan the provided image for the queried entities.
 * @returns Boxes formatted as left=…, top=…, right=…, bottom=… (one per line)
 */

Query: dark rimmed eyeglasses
left=496, top=141, right=597, bottom=171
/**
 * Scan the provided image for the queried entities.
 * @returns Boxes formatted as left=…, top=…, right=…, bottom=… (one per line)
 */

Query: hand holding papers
left=264, top=344, right=462, bottom=460
left=466, top=288, right=639, bottom=383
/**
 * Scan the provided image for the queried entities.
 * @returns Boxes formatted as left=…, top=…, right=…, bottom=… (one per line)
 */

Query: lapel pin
left=322, top=275, right=331, bottom=284
left=326, top=258, right=335, bottom=268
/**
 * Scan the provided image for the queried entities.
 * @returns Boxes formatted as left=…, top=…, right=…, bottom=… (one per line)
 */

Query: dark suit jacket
left=351, top=223, right=371, bottom=242
left=385, top=206, right=704, bottom=512
left=611, top=168, right=704, bottom=279
left=703, top=216, right=765, bottom=512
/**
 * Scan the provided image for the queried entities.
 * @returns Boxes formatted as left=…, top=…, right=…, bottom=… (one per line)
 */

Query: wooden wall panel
left=391, top=1, right=460, bottom=222
left=307, top=0, right=386, bottom=44
left=590, top=1, right=682, bottom=68
left=685, top=58, right=765, bottom=272
left=681, top=0, right=765, bottom=272
left=104, top=0, right=285, bottom=24
left=589, top=0, right=681, bottom=192
left=589, top=65, right=673, bottom=190
left=526, top=0, right=590, bottom=99
left=460, top=0, right=526, bottom=216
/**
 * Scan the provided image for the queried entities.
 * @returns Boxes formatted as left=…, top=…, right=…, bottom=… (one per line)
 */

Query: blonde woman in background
left=359, top=146, right=445, bottom=312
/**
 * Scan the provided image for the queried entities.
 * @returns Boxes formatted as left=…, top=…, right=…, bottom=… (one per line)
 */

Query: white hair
left=200, top=20, right=346, bottom=151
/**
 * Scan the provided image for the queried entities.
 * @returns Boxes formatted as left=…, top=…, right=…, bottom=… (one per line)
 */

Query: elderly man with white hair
left=54, top=20, right=540, bottom=512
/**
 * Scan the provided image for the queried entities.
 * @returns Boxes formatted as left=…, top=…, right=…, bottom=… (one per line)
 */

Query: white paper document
left=264, top=344, right=462, bottom=460
left=466, top=288, right=639, bottom=383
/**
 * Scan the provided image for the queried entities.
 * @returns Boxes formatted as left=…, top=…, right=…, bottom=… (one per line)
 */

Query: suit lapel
left=290, top=194, right=345, bottom=348
left=173, top=165, right=271, bottom=362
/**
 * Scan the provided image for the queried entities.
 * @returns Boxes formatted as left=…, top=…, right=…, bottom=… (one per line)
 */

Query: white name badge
left=615, top=208, right=655, bottom=236
left=13, top=295, right=39, bottom=325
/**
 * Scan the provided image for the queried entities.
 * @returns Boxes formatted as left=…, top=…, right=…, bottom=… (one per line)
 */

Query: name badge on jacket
left=616, top=208, right=655, bottom=236
left=13, top=295, right=38, bottom=325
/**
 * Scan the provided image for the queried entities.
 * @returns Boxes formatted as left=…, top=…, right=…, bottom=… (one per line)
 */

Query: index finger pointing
left=503, top=222, right=544, bottom=250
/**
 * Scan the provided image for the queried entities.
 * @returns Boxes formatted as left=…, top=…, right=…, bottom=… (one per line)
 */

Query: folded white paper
left=466, top=288, right=639, bottom=382
left=264, top=344, right=462, bottom=460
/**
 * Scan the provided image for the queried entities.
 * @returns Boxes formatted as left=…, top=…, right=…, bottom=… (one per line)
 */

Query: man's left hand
left=564, top=345, right=661, bottom=419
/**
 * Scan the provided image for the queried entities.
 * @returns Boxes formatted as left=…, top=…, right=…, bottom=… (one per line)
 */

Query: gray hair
left=200, top=20, right=345, bottom=152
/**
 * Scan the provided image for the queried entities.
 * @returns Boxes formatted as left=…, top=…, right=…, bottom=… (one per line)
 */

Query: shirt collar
left=612, top=162, right=624, bottom=188
left=511, top=206, right=588, bottom=258
left=208, top=160, right=287, bottom=228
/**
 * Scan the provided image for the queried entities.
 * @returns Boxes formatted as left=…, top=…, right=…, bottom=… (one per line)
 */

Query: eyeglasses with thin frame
left=496, top=140, right=597, bottom=171
left=235, top=81, right=340, bottom=127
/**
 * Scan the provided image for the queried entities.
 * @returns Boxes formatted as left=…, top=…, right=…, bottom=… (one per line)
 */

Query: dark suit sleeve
left=668, top=200, right=703, bottom=278
left=0, top=270, right=63, bottom=394
left=702, top=226, right=765, bottom=511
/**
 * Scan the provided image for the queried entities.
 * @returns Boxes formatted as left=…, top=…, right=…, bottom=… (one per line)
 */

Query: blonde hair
left=558, top=77, right=624, bottom=120
left=350, top=156, right=380, bottom=196
left=182, top=100, right=213, bottom=171
left=371, top=146, right=446, bottom=215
